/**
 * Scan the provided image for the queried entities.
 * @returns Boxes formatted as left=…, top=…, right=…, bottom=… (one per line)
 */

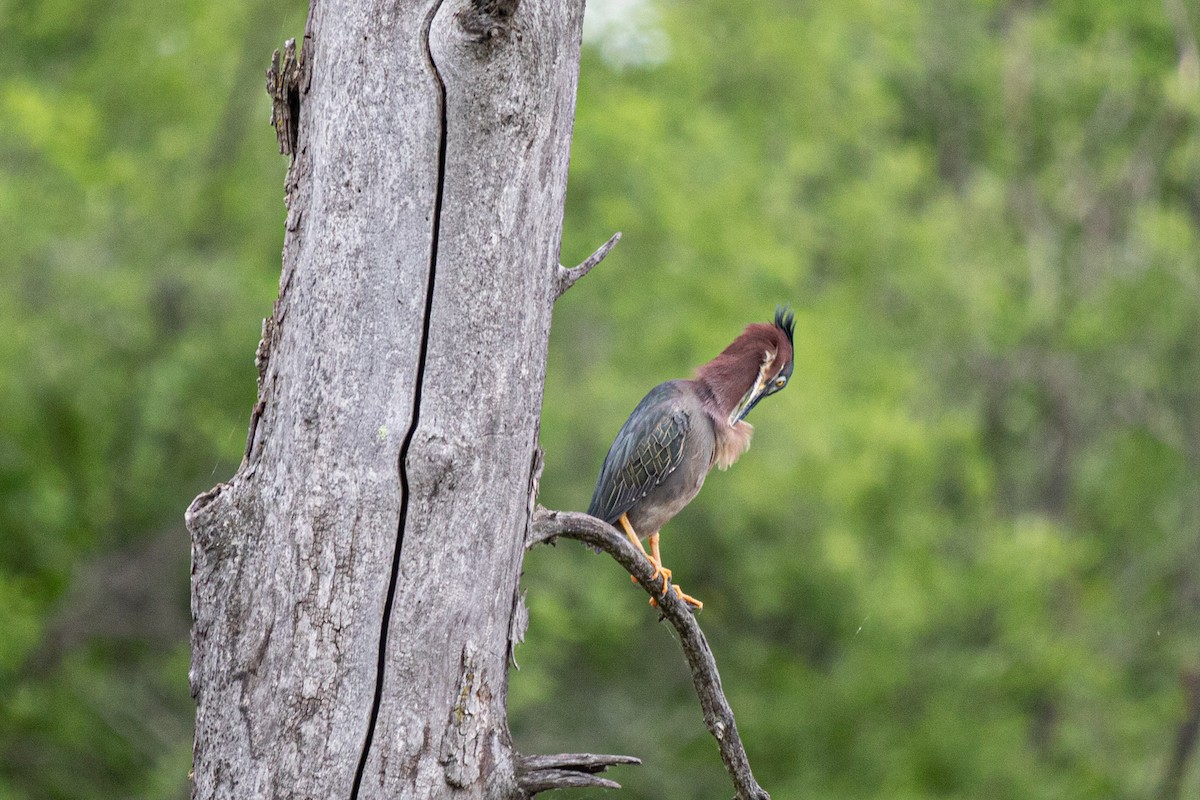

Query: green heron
left=587, top=307, right=795, bottom=609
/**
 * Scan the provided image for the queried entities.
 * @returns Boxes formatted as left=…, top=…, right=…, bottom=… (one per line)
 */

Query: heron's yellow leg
left=618, top=514, right=669, bottom=595
left=645, top=534, right=701, bottom=610
left=648, top=533, right=673, bottom=582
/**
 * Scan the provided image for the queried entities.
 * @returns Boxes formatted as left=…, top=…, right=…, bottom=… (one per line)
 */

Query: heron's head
left=696, top=306, right=795, bottom=427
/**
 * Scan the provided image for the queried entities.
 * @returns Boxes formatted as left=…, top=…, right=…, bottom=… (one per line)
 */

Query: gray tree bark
left=186, top=0, right=588, bottom=796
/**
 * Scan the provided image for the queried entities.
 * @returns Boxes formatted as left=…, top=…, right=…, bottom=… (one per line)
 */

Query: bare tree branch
left=528, top=508, right=771, bottom=800
left=516, top=753, right=641, bottom=795
left=555, top=232, right=621, bottom=299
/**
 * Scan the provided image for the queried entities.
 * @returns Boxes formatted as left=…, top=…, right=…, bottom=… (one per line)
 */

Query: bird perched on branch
left=587, top=307, right=795, bottom=610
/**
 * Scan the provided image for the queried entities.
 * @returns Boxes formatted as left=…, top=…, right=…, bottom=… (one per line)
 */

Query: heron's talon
left=649, top=560, right=671, bottom=596
left=633, top=557, right=671, bottom=596
left=647, top=584, right=702, bottom=611
left=674, top=584, right=703, bottom=611
left=631, top=562, right=670, bottom=588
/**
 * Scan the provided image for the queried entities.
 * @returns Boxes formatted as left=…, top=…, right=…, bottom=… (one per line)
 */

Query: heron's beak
left=729, top=372, right=771, bottom=425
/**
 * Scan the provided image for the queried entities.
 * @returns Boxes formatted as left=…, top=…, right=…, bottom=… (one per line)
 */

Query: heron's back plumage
left=587, top=380, right=716, bottom=534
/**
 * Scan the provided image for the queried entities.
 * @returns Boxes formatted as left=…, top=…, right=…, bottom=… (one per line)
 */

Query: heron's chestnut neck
left=693, top=323, right=791, bottom=424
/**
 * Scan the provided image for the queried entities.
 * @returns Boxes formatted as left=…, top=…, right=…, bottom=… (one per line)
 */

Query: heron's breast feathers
left=713, top=419, right=753, bottom=470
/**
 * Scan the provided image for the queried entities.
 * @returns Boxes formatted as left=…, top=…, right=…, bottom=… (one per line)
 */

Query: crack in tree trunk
left=349, top=1, right=451, bottom=796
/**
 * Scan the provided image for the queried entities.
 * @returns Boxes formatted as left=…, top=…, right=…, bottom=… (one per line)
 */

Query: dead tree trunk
left=186, top=0, right=589, bottom=796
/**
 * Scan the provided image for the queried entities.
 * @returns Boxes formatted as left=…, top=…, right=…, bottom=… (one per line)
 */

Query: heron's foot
left=649, top=584, right=703, bottom=612
left=675, top=585, right=703, bottom=611
left=630, top=557, right=672, bottom=596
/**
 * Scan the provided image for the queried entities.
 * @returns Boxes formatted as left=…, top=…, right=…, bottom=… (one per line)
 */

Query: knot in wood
left=407, top=430, right=465, bottom=497
left=186, top=483, right=242, bottom=559
left=458, top=0, right=520, bottom=42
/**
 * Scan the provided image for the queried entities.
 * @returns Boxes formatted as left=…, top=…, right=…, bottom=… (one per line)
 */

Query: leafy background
left=2, top=0, right=1198, bottom=798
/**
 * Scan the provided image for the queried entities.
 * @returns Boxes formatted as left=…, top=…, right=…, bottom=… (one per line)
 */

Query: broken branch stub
left=555, top=232, right=621, bottom=299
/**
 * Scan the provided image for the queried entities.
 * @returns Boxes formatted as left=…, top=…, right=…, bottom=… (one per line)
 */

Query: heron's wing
left=587, top=383, right=692, bottom=525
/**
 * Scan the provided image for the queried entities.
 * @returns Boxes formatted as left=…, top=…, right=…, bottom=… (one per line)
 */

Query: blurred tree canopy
left=2, top=0, right=1197, bottom=798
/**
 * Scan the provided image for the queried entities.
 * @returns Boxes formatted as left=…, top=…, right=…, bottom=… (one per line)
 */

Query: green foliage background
left=2, top=0, right=1198, bottom=797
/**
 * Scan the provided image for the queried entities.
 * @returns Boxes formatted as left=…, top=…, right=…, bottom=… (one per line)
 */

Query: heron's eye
left=774, top=376, right=787, bottom=388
